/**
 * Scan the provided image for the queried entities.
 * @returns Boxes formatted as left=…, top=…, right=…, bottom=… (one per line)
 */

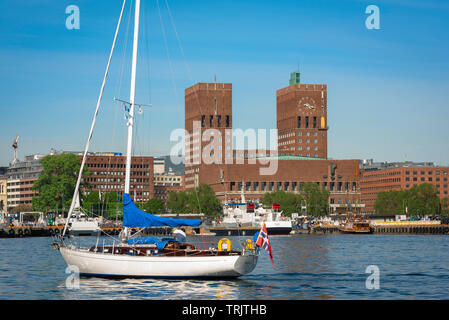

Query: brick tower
left=184, top=81, right=232, bottom=190
left=277, top=71, right=328, bottom=158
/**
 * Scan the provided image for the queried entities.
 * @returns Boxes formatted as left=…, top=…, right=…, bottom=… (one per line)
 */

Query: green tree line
left=261, top=182, right=330, bottom=217
left=374, top=183, right=449, bottom=216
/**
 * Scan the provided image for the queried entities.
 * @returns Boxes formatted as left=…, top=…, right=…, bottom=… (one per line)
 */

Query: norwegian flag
left=255, top=223, right=275, bottom=268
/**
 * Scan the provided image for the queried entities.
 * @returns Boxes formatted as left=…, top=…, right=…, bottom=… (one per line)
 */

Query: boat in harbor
left=65, top=192, right=101, bottom=237
left=210, top=190, right=293, bottom=236
left=67, top=212, right=101, bottom=237
left=54, top=0, right=259, bottom=278
left=337, top=168, right=372, bottom=234
left=338, top=218, right=373, bottom=234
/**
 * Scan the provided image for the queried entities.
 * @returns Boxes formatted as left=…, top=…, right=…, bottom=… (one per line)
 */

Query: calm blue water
left=0, top=234, right=448, bottom=299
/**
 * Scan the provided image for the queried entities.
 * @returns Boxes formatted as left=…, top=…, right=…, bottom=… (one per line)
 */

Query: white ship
left=211, top=190, right=293, bottom=236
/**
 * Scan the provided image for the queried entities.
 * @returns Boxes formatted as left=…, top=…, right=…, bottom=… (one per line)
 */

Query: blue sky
left=1, top=0, right=448, bottom=166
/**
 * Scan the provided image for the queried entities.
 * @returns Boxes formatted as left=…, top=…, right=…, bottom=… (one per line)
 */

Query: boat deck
left=87, top=243, right=244, bottom=257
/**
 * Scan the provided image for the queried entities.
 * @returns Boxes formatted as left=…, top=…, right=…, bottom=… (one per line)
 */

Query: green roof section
left=289, top=71, right=300, bottom=85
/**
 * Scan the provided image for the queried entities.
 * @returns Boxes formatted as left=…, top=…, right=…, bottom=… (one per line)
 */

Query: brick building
left=185, top=82, right=233, bottom=190
left=183, top=74, right=362, bottom=214
left=360, top=161, right=449, bottom=214
left=81, top=153, right=154, bottom=203
left=277, top=72, right=328, bottom=158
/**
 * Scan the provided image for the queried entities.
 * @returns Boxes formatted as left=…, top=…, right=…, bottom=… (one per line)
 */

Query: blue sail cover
left=122, top=193, right=201, bottom=228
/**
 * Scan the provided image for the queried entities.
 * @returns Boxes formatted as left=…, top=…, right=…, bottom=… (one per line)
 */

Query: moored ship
left=210, top=194, right=293, bottom=236
left=338, top=218, right=373, bottom=234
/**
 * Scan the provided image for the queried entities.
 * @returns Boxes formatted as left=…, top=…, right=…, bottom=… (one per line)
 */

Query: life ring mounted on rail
left=218, top=238, right=232, bottom=252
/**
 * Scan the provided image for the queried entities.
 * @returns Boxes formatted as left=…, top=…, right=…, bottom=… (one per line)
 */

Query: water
left=0, top=234, right=448, bottom=299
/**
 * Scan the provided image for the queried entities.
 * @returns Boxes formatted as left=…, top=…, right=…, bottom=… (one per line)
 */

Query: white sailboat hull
left=60, top=246, right=258, bottom=278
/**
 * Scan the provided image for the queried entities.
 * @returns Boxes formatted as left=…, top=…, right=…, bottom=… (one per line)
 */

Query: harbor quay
left=2, top=221, right=449, bottom=238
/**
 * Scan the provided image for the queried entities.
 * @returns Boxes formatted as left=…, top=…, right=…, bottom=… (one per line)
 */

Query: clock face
left=298, top=97, right=316, bottom=114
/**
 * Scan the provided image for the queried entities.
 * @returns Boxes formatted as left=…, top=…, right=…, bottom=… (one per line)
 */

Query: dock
left=0, top=225, right=195, bottom=238
left=306, top=222, right=449, bottom=235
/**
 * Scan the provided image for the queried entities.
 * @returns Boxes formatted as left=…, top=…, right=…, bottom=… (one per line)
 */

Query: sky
left=0, top=0, right=448, bottom=167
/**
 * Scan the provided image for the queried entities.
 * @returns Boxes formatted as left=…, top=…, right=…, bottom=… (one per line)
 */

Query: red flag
left=255, top=223, right=274, bottom=268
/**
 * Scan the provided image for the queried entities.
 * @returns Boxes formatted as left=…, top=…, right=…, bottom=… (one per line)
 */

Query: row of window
left=297, top=116, right=318, bottom=129
left=405, top=177, right=448, bottom=182
left=229, top=181, right=357, bottom=192
left=86, top=163, right=150, bottom=169
left=405, top=170, right=448, bottom=175
left=201, top=115, right=230, bottom=128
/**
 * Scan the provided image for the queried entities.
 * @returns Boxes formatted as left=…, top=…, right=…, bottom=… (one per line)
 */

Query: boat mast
left=122, top=0, right=140, bottom=239
left=125, top=0, right=141, bottom=195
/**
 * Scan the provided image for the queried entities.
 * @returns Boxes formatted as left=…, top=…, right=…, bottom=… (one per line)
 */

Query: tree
left=261, top=190, right=302, bottom=216
left=82, top=191, right=122, bottom=218
left=188, top=184, right=222, bottom=216
left=407, top=184, right=439, bottom=217
left=167, top=191, right=191, bottom=213
left=441, top=197, right=449, bottom=216
left=32, top=153, right=90, bottom=214
left=166, top=184, right=222, bottom=216
left=374, top=190, right=405, bottom=214
left=141, top=198, right=165, bottom=214
left=373, top=183, right=439, bottom=217
left=301, top=182, right=330, bottom=217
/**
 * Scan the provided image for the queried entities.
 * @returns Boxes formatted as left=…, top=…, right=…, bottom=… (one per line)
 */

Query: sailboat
left=338, top=169, right=372, bottom=234
left=54, top=0, right=258, bottom=278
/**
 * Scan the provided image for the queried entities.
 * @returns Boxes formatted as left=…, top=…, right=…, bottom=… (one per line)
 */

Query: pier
left=306, top=223, right=449, bottom=235
left=0, top=226, right=196, bottom=238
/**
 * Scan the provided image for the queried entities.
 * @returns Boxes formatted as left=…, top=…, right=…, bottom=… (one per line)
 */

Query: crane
left=12, top=134, right=20, bottom=164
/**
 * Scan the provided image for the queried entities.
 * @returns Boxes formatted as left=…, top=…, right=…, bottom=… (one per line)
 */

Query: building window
left=298, top=132, right=302, bottom=136
left=305, top=117, right=309, bottom=128
left=225, top=115, right=230, bottom=128
left=217, top=115, right=221, bottom=127
left=209, top=115, right=213, bottom=127
left=405, top=171, right=410, bottom=175
left=201, top=115, right=205, bottom=127
left=261, top=182, right=266, bottom=191
left=313, top=117, right=317, bottom=128
left=297, top=116, right=301, bottom=128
